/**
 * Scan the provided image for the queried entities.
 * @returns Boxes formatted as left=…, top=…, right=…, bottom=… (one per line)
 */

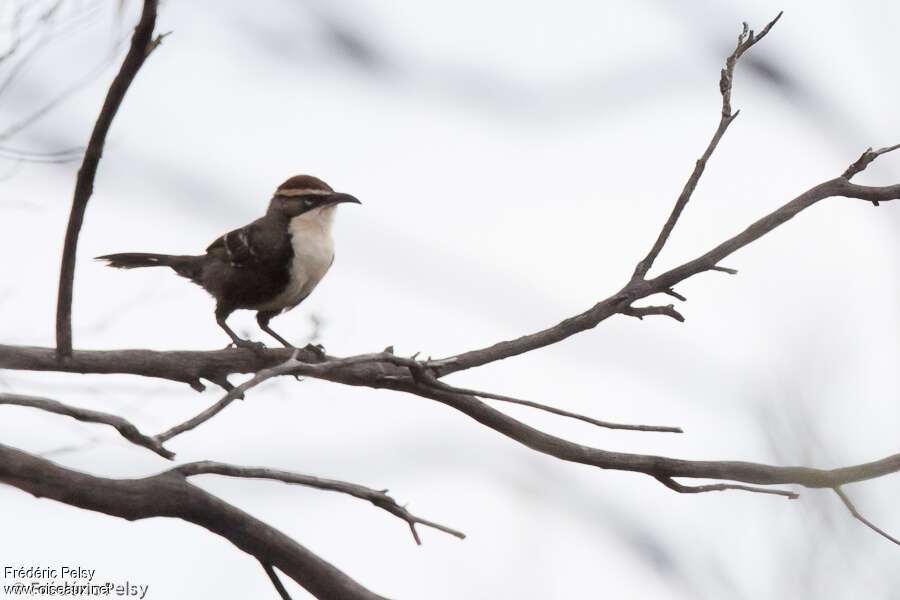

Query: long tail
left=95, top=252, right=204, bottom=280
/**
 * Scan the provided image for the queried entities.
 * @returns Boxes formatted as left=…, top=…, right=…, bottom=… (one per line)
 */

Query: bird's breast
left=252, top=216, right=334, bottom=312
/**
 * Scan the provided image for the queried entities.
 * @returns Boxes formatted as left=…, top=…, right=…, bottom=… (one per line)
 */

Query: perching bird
left=96, top=175, right=360, bottom=351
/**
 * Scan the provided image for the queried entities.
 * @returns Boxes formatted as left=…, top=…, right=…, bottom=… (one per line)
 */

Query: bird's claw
left=231, top=339, right=267, bottom=355
left=302, top=343, right=327, bottom=361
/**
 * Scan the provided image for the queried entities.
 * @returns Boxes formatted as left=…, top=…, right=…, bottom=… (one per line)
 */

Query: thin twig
left=260, top=562, right=293, bottom=600
left=709, top=265, right=738, bottom=275
left=621, top=304, right=685, bottom=322
left=0, top=393, right=174, bottom=459
left=842, top=143, right=900, bottom=181
left=833, top=486, right=900, bottom=546
left=0, top=37, right=128, bottom=143
left=155, top=351, right=299, bottom=442
left=0, top=0, right=62, bottom=65
left=663, top=288, right=687, bottom=302
left=406, top=368, right=682, bottom=434
left=334, top=352, right=685, bottom=433
left=0, top=2, right=105, bottom=99
left=176, top=461, right=466, bottom=544
left=161, top=348, right=684, bottom=439
left=654, top=475, right=797, bottom=499
left=55, top=0, right=161, bottom=358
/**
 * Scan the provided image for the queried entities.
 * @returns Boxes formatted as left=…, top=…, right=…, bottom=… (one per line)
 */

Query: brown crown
left=276, top=175, right=333, bottom=194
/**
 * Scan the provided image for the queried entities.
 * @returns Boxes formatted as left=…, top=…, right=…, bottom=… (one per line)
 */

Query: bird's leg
left=256, top=311, right=295, bottom=348
left=216, top=307, right=265, bottom=352
left=256, top=312, right=326, bottom=360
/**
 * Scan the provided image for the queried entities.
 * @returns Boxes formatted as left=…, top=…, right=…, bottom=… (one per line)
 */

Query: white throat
left=292, top=203, right=337, bottom=234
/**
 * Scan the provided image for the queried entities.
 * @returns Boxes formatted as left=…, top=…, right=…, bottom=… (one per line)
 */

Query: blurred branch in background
left=0, top=0, right=121, bottom=163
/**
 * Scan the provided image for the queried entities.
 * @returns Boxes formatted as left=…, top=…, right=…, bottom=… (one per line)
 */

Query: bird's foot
left=302, top=343, right=327, bottom=361
left=228, top=338, right=268, bottom=355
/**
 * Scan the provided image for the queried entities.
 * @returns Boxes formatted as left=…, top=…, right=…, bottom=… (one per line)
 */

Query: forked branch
left=0, top=393, right=174, bottom=459
left=631, top=12, right=782, bottom=281
left=174, top=461, right=465, bottom=544
left=0, top=443, right=389, bottom=600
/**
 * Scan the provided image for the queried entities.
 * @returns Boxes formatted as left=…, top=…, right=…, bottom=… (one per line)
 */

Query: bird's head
left=267, top=175, right=361, bottom=220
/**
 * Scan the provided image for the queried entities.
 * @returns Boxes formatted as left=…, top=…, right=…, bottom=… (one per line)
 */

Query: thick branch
left=0, top=344, right=289, bottom=389
left=4, top=341, right=900, bottom=492
left=0, top=443, right=388, bottom=600
left=55, top=0, right=162, bottom=358
left=0, top=393, right=174, bottom=459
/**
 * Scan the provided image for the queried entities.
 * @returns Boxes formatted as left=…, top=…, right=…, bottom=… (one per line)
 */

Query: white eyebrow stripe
left=275, top=188, right=332, bottom=197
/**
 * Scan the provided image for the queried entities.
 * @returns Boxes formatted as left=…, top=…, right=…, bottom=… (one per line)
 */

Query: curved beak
left=328, top=192, right=361, bottom=206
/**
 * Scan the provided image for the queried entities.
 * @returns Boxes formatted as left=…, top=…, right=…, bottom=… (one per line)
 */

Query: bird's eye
left=303, top=198, right=315, bottom=207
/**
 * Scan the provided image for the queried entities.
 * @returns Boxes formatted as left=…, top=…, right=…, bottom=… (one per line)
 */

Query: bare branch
left=308, top=352, right=683, bottom=433
left=5, top=342, right=900, bottom=492
left=0, top=443, right=389, bottom=600
left=0, top=343, right=294, bottom=389
left=655, top=475, right=798, bottom=499
left=833, top=486, right=900, bottom=546
left=393, top=383, right=900, bottom=491
left=842, top=143, right=900, bottom=181
left=721, top=13, right=783, bottom=115
left=709, top=265, right=738, bottom=274
left=175, top=461, right=465, bottom=544
left=155, top=351, right=300, bottom=442
left=145, top=30, right=172, bottom=56
left=646, top=178, right=900, bottom=294
left=621, top=304, right=685, bottom=322
left=408, top=368, right=683, bottom=434
left=663, top=288, right=686, bottom=302
left=429, top=175, right=900, bottom=377
left=631, top=12, right=782, bottom=281
left=56, top=0, right=161, bottom=358
left=0, top=392, right=174, bottom=459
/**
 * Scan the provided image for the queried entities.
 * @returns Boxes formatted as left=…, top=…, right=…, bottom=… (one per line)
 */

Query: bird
left=96, top=175, right=360, bottom=351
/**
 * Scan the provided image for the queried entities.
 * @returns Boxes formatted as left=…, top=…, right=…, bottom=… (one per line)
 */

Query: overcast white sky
left=2, top=0, right=899, bottom=598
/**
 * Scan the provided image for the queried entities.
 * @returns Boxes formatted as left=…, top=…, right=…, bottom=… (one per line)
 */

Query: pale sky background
left=1, top=0, right=899, bottom=598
